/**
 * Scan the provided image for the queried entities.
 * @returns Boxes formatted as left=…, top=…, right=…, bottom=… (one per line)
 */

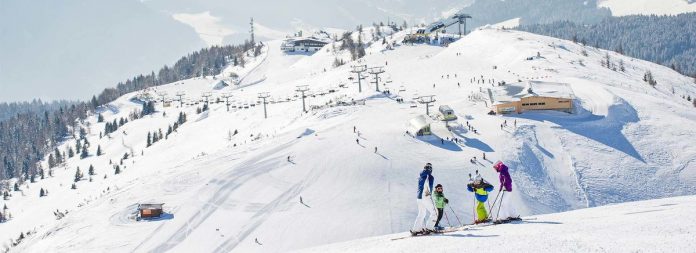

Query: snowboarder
left=411, top=163, right=436, bottom=235
left=493, top=161, right=519, bottom=221
left=433, top=184, right=449, bottom=231
left=467, top=174, right=494, bottom=223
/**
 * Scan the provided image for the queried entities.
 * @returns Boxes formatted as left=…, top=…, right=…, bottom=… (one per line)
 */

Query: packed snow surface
left=3, top=27, right=696, bottom=252
left=297, top=195, right=696, bottom=253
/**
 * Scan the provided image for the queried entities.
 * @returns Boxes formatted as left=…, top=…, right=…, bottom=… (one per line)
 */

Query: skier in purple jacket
left=493, top=161, right=519, bottom=221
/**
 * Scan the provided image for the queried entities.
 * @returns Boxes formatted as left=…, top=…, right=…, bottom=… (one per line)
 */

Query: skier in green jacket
left=433, top=184, right=449, bottom=230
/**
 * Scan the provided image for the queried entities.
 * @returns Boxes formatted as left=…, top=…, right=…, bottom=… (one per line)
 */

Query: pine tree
left=619, top=59, right=626, bottom=72
left=96, top=145, right=102, bottom=156
left=68, top=147, right=75, bottom=158
left=114, top=165, right=121, bottom=175
left=40, top=168, right=45, bottom=180
left=13, top=183, right=19, bottom=191
left=39, top=188, right=45, bottom=197
left=48, top=154, right=55, bottom=168
left=97, top=113, right=104, bottom=123
left=147, top=132, right=152, bottom=147
left=75, top=139, right=82, bottom=154
left=123, top=152, right=129, bottom=160
left=71, top=183, right=77, bottom=189
left=80, top=144, right=89, bottom=159
left=74, top=167, right=82, bottom=182
left=54, top=148, right=62, bottom=164
left=88, top=165, right=95, bottom=176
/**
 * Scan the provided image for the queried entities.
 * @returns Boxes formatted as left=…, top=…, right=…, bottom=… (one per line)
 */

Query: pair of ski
left=392, top=217, right=525, bottom=241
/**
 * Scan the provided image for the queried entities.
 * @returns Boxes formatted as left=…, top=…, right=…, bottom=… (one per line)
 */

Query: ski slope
left=3, top=26, right=696, bottom=252
left=297, top=195, right=696, bottom=253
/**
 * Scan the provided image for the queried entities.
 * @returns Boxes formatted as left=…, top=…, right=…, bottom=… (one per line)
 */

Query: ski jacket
left=433, top=192, right=447, bottom=208
left=417, top=169, right=434, bottom=199
left=467, top=183, right=493, bottom=202
left=497, top=163, right=513, bottom=192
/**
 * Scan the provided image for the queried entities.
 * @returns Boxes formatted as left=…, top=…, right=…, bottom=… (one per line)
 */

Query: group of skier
left=411, top=161, right=518, bottom=235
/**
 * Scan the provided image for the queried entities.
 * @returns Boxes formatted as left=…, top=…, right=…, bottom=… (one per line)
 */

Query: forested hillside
left=459, top=0, right=611, bottom=28
left=0, top=42, right=254, bottom=182
left=518, top=13, right=696, bottom=76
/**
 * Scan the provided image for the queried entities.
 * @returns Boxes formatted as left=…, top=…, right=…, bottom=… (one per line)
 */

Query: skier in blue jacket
left=411, top=163, right=436, bottom=234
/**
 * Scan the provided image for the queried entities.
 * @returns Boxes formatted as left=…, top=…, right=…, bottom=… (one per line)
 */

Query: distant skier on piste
left=411, top=163, right=436, bottom=235
left=493, top=161, right=519, bottom=222
left=467, top=173, right=494, bottom=224
left=433, top=184, right=449, bottom=231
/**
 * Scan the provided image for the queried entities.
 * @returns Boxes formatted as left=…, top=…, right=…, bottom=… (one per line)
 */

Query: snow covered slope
left=297, top=195, right=696, bottom=253
left=599, top=0, right=696, bottom=16
left=3, top=27, right=696, bottom=252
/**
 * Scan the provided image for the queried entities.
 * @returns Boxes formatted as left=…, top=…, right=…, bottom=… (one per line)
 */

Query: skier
left=467, top=174, right=493, bottom=224
left=433, top=184, right=449, bottom=231
left=356, top=139, right=359, bottom=145
left=411, top=163, right=436, bottom=235
left=493, top=161, right=519, bottom=222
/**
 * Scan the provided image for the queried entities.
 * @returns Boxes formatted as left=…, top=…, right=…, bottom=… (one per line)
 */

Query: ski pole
left=495, top=190, right=506, bottom=222
left=443, top=206, right=452, bottom=227
left=448, top=204, right=463, bottom=227
left=487, top=190, right=503, bottom=220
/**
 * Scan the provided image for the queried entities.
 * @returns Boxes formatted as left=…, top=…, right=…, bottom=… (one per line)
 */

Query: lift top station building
left=488, top=81, right=575, bottom=114
left=281, top=37, right=330, bottom=53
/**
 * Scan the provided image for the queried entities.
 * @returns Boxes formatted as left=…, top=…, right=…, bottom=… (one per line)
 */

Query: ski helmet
left=493, top=161, right=504, bottom=172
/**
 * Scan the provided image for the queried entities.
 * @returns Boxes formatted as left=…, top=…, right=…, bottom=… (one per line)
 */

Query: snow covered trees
left=141, top=101, right=156, bottom=116
left=96, top=145, right=102, bottom=156
left=644, top=71, right=657, bottom=87
left=74, top=167, right=83, bottom=182
left=519, top=13, right=696, bottom=77
left=80, top=144, right=89, bottom=159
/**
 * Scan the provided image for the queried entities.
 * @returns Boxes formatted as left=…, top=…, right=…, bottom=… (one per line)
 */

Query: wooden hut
left=138, top=203, right=164, bottom=219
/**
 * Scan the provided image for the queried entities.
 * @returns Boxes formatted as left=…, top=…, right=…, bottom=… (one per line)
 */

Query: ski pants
left=496, top=190, right=518, bottom=220
left=476, top=201, right=488, bottom=221
left=412, top=198, right=436, bottom=231
left=434, top=208, right=444, bottom=228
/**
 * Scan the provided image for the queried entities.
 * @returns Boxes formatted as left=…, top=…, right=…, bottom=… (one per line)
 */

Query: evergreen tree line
left=1, top=41, right=252, bottom=182
left=147, top=112, right=187, bottom=147
left=0, top=99, right=77, bottom=122
left=518, top=13, right=696, bottom=77
left=93, top=42, right=253, bottom=107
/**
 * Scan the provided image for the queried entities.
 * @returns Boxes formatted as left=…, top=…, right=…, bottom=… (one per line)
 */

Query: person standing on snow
left=467, top=174, right=494, bottom=223
left=411, top=163, right=436, bottom=234
left=433, top=184, right=449, bottom=231
left=493, top=161, right=519, bottom=221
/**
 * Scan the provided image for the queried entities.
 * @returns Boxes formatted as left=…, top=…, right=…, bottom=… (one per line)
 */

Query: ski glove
left=444, top=198, right=449, bottom=204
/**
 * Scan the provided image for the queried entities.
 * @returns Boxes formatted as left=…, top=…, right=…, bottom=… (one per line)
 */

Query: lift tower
left=296, top=85, right=310, bottom=113
left=368, top=66, right=385, bottom=92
